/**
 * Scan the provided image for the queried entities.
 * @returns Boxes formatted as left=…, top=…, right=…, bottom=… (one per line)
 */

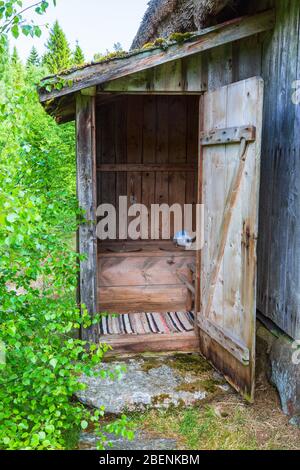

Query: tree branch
left=1, top=1, right=48, bottom=34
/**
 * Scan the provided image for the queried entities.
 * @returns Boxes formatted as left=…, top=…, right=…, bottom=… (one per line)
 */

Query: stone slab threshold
left=76, top=353, right=232, bottom=415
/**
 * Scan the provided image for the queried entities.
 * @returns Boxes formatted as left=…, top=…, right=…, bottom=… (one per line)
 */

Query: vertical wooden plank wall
left=76, top=92, right=99, bottom=342
left=257, top=0, right=300, bottom=338
left=96, top=95, right=199, bottom=239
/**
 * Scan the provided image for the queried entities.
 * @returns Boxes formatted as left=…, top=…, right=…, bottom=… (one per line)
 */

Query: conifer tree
left=27, top=46, right=40, bottom=67
left=11, top=46, right=20, bottom=65
left=73, top=40, right=85, bottom=66
left=43, top=21, right=72, bottom=73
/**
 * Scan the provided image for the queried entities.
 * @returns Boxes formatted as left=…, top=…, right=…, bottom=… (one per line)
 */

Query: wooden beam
left=76, top=93, right=99, bottom=343
left=198, top=316, right=250, bottom=365
left=99, top=54, right=205, bottom=94
left=81, top=86, right=97, bottom=96
left=200, top=126, right=256, bottom=146
left=39, top=10, right=275, bottom=103
left=97, top=163, right=197, bottom=172
left=100, top=331, right=199, bottom=354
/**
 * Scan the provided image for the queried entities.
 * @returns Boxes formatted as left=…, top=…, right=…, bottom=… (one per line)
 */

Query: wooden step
left=100, top=331, right=199, bottom=354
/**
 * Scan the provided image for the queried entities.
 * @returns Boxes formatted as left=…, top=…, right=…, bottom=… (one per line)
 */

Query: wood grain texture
left=101, top=331, right=199, bottom=354
left=98, top=255, right=194, bottom=287
left=198, top=316, right=250, bottom=365
left=257, top=0, right=300, bottom=339
left=96, top=95, right=199, bottom=240
left=97, top=164, right=196, bottom=172
left=76, top=93, right=99, bottom=342
left=198, top=77, right=264, bottom=401
left=98, top=285, right=192, bottom=313
left=100, top=55, right=204, bottom=94
left=200, top=125, right=256, bottom=145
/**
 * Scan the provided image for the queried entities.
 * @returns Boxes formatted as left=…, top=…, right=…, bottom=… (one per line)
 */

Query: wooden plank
left=99, top=103, right=116, bottom=208
left=142, top=96, right=157, bottom=238
left=207, top=42, right=233, bottom=91
left=201, top=83, right=228, bottom=329
left=198, top=77, right=264, bottom=401
left=257, top=0, right=300, bottom=339
left=98, top=255, right=194, bottom=287
left=99, top=249, right=192, bottom=258
left=223, top=80, right=245, bottom=338
left=101, top=331, right=199, bottom=354
left=102, top=58, right=197, bottom=94
left=115, top=97, right=128, bottom=238
left=200, top=126, right=256, bottom=146
left=127, top=96, right=143, bottom=236
left=176, top=273, right=195, bottom=295
left=232, top=34, right=262, bottom=82
left=152, top=59, right=183, bottom=93
left=198, top=316, right=250, bottom=365
left=99, top=240, right=191, bottom=256
left=186, top=96, right=199, bottom=236
left=97, top=163, right=196, bottom=172
left=76, top=93, right=99, bottom=342
left=39, top=11, right=275, bottom=103
left=98, top=285, right=192, bottom=313
left=203, top=138, right=250, bottom=322
left=155, top=96, right=170, bottom=238
left=168, top=96, right=187, bottom=237
left=184, top=54, right=205, bottom=92
left=194, top=94, right=204, bottom=332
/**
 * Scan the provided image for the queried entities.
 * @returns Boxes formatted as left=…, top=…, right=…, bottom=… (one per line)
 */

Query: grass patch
left=131, top=384, right=300, bottom=451
left=131, top=405, right=257, bottom=450
left=178, top=406, right=257, bottom=450
left=64, top=425, right=81, bottom=450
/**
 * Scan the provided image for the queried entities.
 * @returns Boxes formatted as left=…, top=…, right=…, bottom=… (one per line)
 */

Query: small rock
left=270, top=337, right=300, bottom=425
left=218, top=384, right=231, bottom=392
left=79, top=432, right=177, bottom=451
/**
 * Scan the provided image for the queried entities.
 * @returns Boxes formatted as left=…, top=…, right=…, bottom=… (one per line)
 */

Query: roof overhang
left=38, top=10, right=274, bottom=123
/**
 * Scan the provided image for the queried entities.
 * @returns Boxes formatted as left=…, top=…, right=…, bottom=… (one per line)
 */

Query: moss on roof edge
left=38, top=31, right=198, bottom=90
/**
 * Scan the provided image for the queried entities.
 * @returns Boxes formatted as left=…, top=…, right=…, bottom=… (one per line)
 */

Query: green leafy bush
left=0, top=39, right=132, bottom=450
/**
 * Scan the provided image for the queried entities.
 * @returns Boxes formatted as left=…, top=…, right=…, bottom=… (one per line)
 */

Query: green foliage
left=27, top=46, right=40, bottom=68
left=73, top=40, right=85, bottom=66
left=43, top=20, right=72, bottom=73
left=10, top=44, right=19, bottom=63
left=0, top=0, right=56, bottom=51
left=0, top=21, right=132, bottom=451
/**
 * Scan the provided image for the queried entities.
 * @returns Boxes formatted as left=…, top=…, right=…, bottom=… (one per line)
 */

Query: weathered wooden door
left=197, top=77, right=264, bottom=401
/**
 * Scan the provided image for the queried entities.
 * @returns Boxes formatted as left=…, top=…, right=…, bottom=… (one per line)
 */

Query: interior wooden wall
left=96, top=95, right=199, bottom=239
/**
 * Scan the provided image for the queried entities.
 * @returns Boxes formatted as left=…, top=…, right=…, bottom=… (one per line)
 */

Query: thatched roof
left=132, top=0, right=233, bottom=49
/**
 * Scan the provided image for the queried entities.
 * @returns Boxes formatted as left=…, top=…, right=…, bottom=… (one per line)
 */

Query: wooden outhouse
left=39, top=2, right=299, bottom=401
